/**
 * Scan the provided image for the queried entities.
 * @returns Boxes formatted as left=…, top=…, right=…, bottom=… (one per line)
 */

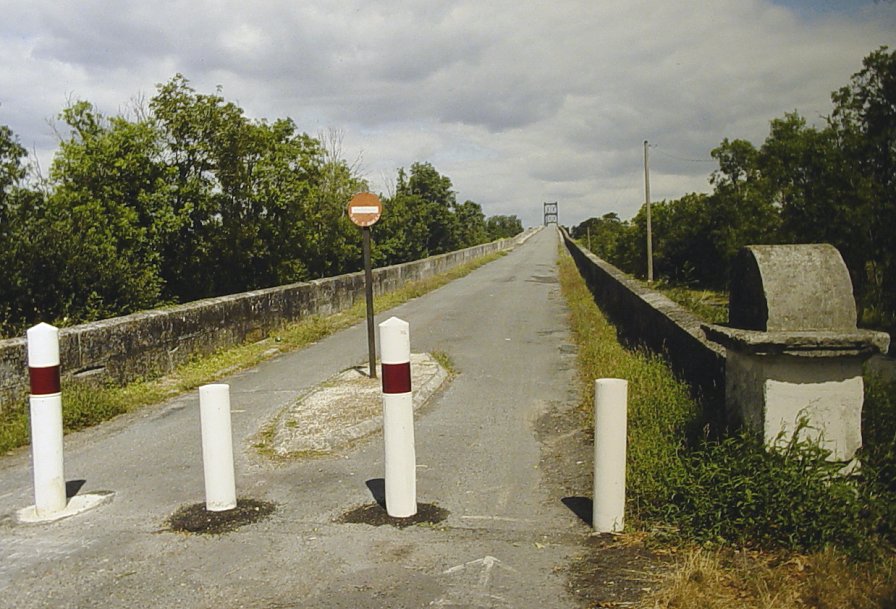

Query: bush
left=664, top=424, right=870, bottom=554
left=858, top=375, right=896, bottom=544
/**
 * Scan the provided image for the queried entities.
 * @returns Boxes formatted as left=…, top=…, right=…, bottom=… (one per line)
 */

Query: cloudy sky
left=1, top=1, right=894, bottom=228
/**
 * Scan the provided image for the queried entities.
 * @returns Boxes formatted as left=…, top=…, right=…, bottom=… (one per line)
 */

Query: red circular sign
left=347, top=193, right=383, bottom=227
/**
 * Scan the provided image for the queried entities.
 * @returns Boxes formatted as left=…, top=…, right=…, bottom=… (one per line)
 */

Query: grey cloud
left=2, top=0, right=894, bottom=231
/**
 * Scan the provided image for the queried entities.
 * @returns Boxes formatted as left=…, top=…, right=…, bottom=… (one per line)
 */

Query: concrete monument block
left=705, top=244, right=889, bottom=461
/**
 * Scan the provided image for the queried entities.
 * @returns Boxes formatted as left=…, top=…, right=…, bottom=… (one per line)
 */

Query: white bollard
left=593, top=378, right=628, bottom=532
left=379, top=317, right=417, bottom=518
left=198, top=384, right=237, bottom=511
left=27, top=323, right=67, bottom=517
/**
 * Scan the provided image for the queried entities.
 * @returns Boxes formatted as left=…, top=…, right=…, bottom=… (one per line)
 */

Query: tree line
left=573, top=47, right=895, bottom=332
left=0, top=75, right=522, bottom=337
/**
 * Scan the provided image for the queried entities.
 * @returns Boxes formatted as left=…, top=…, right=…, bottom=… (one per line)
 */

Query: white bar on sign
left=350, top=206, right=380, bottom=214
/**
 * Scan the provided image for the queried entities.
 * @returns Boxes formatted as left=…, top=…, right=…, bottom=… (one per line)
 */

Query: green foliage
left=485, top=214, right=523, bottom=240
left=571, top=212, right=627, bottom=262
left=655, top=282, right=728, bottom=324
left=665, top=426, right=870, bottom=554
left=0, top=77, right=511, bottom=336
left=558, top=251, right=698, bottom=524
left=374, top=163, right=507, bottom=267
left=860, top=375, right=896, bottom=542
left=560, top=247, right=895, bottom=557
left=574, top=46, right=896, bottom=324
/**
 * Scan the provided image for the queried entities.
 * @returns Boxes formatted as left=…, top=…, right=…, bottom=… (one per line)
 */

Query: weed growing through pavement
left=430, top=350, right=458, bottom=376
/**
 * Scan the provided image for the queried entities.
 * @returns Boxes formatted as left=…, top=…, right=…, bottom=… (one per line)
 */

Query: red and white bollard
left=593, top=378, right=628, bottom=533
left=379, top=317, right=417, bottom=518
left=27, top=323, right=67, bottom=517
left=198, top=384, right=237, bottom=511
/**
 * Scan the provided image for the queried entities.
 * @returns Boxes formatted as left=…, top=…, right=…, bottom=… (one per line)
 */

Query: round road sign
left=348, top=192, right=382, bottom=227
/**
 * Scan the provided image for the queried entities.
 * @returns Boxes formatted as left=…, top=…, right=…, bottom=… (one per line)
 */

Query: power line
left=650, top=146, right=714, bottom=163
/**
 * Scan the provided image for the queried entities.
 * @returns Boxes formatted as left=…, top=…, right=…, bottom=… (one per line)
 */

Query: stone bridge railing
left=0, top=228, right=540, bottom=413
left=560, top=227, right=726, bottom=403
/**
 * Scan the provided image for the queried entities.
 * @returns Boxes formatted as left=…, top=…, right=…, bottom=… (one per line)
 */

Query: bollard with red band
left=379, top=317, right=417, bottom=518
left=27, top=323, right=67, bottom=517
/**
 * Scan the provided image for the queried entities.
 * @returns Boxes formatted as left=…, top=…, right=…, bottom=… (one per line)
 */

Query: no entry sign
left=348, top=192, right=382, bottom=227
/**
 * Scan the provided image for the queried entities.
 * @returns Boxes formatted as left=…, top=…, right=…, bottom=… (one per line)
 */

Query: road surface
left=0, top=227, right=599, bottom=609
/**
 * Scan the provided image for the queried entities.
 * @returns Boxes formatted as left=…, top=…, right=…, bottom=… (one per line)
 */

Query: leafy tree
left=485, top=214, right=523, bottom=240
left=0, top=125, right=40, bottom=333
left=0, top=78, right=507, bottom=336
left=373, top=188, right=430, bottom=266
left=706, top=139, right=781, bottom=283
left=397, top=162, right=461, bottom=254
left=405, top=161, right=455, bottom=208
left=573, top=212, right=627, bottom=261
left=830, top=46, right=896, bottom=325
left=650, top=194, right=716, bottom=284
left=0, top=125, right=27, bottom=195
left=454, top=200, right=489, bottom=247
left=39, top=102, right=167, bottom=322
left=150, top=74, right=257, bottom=299
left=760, top=112, right=872, bottom=302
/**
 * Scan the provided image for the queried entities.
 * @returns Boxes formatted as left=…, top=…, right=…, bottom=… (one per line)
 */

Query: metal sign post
left=347, top=193, right=383, bottom=379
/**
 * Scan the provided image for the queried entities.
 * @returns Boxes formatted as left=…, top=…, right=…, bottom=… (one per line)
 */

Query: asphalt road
left=0, top=227, right=592, bottom=609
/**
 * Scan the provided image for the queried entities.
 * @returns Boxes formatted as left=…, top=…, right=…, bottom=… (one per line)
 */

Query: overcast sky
left=1, top=1, right=894, bottom=228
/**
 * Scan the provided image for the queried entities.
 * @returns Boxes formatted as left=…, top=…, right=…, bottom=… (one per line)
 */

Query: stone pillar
left=704, top=244, right=889, bottom=461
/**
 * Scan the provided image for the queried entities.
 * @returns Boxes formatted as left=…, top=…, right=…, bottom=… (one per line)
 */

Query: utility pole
left=644, top=140, right=653, bottom=284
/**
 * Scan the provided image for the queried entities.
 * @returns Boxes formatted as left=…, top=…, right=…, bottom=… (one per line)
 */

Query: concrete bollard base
left=16, top=491, right=115, bottom=524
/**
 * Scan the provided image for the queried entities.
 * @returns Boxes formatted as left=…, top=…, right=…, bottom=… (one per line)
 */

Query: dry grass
left=642, top=547, right=896, bottom=609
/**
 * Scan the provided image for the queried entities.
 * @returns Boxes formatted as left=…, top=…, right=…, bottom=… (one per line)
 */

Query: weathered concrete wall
left=0, top=229, right=539, bottom=412
left=560, top=227, right=726, bottom=403
left=725, top=350, right=865, bottom=460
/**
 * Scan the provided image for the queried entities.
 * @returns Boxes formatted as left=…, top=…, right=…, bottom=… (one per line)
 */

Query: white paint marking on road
left=459, top=515, right=536, bottom=523
left=439, top=556, right=518, bottom=608
left=442, top=555, right=518, bottom=578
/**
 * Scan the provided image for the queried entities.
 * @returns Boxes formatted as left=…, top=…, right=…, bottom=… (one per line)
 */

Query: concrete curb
left=261, top=353, right=449, bottom=458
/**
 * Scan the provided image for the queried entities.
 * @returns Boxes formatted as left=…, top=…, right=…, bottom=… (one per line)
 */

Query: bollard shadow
left=562, top=496, right=593, bottom=527
left=66, top=479, right=86, bottom=499
left=365, top=478, right=386, bottom=510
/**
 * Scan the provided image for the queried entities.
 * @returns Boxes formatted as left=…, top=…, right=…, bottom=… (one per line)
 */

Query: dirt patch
left=567, top=533, right=668, bottom=607
left=535, top=400, right=668, bottom=607
left=337, top=502, right=450, bottom=529
left=165, top=498, right=276, bottom=535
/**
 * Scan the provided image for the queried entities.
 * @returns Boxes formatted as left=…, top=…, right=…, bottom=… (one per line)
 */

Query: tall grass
left=558, top=248, right=698, bottom=526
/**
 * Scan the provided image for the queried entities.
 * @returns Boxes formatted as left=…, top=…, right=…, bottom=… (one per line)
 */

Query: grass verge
left=653, top=281, right=728, bottom=324
left=558, top=245, right=698, bottom=527
left=557, top=247, right=896, bottom=608
left=0, top=251, right=506, bottom=455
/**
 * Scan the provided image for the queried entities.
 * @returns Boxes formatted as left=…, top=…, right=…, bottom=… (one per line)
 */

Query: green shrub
left=859, top=375, right=896, bottom=544
left=665, top=424, right=870, bottom=554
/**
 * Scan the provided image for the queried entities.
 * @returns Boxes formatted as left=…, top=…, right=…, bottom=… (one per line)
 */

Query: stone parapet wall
left=0, top=228, right=539, bottom=412
left=560, top=227, right=726, bottom=403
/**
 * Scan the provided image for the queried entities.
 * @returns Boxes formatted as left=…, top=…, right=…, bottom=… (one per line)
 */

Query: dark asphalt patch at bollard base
left=337, top=502, right=449, bottom=529
left=165, top=498, right=276, bottom=535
